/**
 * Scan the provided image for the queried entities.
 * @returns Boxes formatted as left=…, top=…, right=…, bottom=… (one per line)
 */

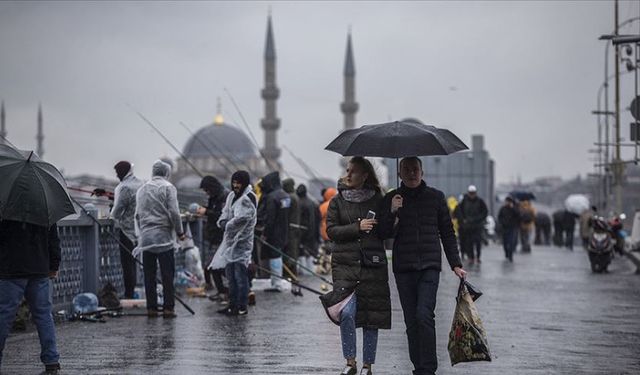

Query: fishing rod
left=255, top=236, right=333, bottom=286
left=127, top=105, right=204, bottom=178
left=282, top=145, right=322, bottom=181
left=255, top=264, right=324, bottom=296
left=69, top=196, right=196, bottom=315
left=67, top=186, right=114, bottom=200
left=223, top=88, right=288, bottom=176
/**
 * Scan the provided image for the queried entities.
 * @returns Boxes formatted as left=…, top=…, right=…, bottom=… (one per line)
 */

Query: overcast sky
left=1, top=1, right=639, bottom=185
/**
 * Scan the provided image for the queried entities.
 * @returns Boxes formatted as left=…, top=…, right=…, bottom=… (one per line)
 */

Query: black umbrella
left=0, top=144, right=76, bottom=227
left=509, top=191, right=536, bottom=201
left=325, top=120, right=468, bottom=158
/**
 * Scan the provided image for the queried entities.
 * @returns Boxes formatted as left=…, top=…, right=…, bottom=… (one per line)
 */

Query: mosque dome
left=182, top=121, right=257, bottom=160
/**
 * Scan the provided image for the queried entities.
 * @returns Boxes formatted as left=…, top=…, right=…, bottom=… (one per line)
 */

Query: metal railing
left=52, top=209, right=204, bottom=312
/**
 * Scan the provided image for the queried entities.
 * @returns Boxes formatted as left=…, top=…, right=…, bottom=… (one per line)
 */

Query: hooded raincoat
left=111, top=171, right=144, bottom=243
left=208, top=185, right=257, bottom=270
left=134, top=161, right=183, bottom=255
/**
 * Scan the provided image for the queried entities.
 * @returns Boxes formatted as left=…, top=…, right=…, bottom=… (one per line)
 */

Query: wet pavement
left=3, top=243, right=640, bottom=374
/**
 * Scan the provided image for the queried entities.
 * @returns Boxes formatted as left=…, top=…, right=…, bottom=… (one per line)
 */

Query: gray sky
left=1, top=1, right=639, bottom=185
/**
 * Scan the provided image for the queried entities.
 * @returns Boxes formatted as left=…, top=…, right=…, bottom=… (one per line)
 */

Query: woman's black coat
left=320, top=191, right=391, bottom=330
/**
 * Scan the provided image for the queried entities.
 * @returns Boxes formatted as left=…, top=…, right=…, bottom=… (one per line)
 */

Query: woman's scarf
left=341, top=187, right=376, bottom=203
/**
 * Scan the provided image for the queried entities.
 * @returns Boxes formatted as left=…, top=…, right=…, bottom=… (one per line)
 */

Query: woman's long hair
left=348, top=156, right=381, bottom=194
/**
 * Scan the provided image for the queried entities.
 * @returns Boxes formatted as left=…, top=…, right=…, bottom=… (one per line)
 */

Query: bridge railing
left=53, top=209, right=204, bottom=312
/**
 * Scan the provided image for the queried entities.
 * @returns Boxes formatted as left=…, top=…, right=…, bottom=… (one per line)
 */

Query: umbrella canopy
left=324, top=120, right=468, bottom=158
left=565, top=194, right=590, bottom=215
left=0, top=144, right=75, bottom=227
left=509, top=191, right=536, bottom=201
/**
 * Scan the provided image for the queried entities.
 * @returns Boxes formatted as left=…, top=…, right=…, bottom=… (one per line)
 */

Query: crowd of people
left=5, top=153, right=596, bottom=375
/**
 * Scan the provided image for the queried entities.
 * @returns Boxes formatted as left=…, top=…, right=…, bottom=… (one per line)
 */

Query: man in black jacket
left=257, top=171, right=290, bottom=291
left=379, top=157, right=466, bottom=375
left=0, top=220, right=61, bottom=373
left=198, top=176, right=228, bottom=297
left=497, top=196, right=520, bottom=262
left=456, top=185, right=488, bottom=264
left=296, top=184, right=321, bottom=274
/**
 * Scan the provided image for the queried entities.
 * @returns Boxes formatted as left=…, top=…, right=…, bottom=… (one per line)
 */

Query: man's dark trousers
left=395, top=269, right=440, bottom=375
left=119, top=231, right=137, bottom=299
left=142, top=251, right=175, bottom=311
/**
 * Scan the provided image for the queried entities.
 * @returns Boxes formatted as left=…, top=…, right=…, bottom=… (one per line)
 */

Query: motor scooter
left=587, top=216, right=614, bottom=273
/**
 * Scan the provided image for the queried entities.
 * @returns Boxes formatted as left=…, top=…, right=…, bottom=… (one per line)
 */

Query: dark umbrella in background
left=325, top=120, right=468, bottom=185
left=0, top=144, right=76, bottom=227
left=509, top=191, right=536, bottom=202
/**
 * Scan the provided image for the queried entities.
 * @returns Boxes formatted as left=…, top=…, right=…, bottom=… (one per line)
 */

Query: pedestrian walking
left=110, top=161, right=143, bottom=299
left=321, top=156, right=391, bottom=375
left=579, top=206, right=597, bottom=248
left=282, top=178, right=301, bottom=278
left=497, top=196, right=520, bottom=262
left=0, top=221, right=62, bottom=374
left=518, top=200, right=536, bottom=252
left=562, top=209, right=578, bottom=250
left=455, top=185, right=488, bottom=263
left=134, top=160, right=185, bottom=318
left=552, top=209, right=565, bottom=247
left=534, top=212, right=551, bottom=246
left=379, top=156, right=466, bottom=375
left=197, top=176, right=229, bottom=302
left=212, top=171, right=257, bottom=316
left=257, top=171, right=289, bottom=291
left=296, top=183, right=321, bottom=275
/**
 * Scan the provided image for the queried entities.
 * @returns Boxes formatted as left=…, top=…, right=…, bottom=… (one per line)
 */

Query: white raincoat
left=110, top=171, right=143, bottom=243
left=208, top=185, right=257, bottom=270
left=133, top=160, right=183, bottom=255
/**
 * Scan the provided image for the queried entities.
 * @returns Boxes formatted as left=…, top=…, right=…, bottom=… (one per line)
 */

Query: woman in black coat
left=320, top=157, right=391, bottom=375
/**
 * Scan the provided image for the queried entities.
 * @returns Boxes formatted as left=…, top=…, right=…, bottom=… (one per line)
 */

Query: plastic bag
left=72, top=293, right=99, bottom=314
left=448, top=279, right=491, bottom=366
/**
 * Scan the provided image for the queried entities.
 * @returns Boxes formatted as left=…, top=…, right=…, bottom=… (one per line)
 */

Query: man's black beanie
left=114, top=161, right=131, bottom=181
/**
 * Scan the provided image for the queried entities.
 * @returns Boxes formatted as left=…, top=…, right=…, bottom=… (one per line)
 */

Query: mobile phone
left=366, top=210, right=376, bottom=220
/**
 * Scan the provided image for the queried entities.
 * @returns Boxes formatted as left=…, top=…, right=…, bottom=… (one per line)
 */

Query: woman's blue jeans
left=340, top=294, right=378, bottom=364
left=0, top=278, right=59, bottom=367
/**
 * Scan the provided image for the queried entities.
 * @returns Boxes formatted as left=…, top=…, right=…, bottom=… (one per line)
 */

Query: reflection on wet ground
left=3, top=244, right=640, bottom=374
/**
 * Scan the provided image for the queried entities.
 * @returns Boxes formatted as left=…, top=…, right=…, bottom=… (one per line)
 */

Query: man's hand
left=48, top=271, right=58, bottom=279
left=453, top=266, right=467, bottom=279
left=196, top=207, right=207, bottom=216
left=178, top=233, right=186, bottom=241
left=359, top=218, right=377, bottom=232
left=391, top=194, right=403, bottom=213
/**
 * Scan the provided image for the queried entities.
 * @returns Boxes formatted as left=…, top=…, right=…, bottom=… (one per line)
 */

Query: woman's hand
left=359, top=218, right=378, bottom=232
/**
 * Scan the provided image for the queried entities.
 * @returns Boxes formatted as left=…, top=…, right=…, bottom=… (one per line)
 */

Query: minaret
left=260, top=14, right=281, bottom=170
left=341, top=31, right=358, bottom=131
left=0, top=101, right=6, bottom=145
left=36, top=104, right=44, bottom=157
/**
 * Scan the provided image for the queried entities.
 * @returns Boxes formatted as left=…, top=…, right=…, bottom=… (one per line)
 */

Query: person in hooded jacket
left=209, top=171, right=257, bottom=316
left=257, top=171, right=290, bottom=291
left=197, top=176, right=228, bottom=298
left=497, top=196, right=520, bottom=262
left=282, top=178, right=301, bottom=277
left=134, top=160, right=185, bottom=318
left=296, top=184, right=321, bottom=275
left=320, top=156, right=391, bottom=375
left=455, top=185, right=488, bottom=264
left=110, top=161, right=143, bottom=299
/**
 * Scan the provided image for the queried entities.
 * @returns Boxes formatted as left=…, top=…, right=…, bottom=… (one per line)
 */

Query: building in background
left=387, top=129, right=496, bottom=214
